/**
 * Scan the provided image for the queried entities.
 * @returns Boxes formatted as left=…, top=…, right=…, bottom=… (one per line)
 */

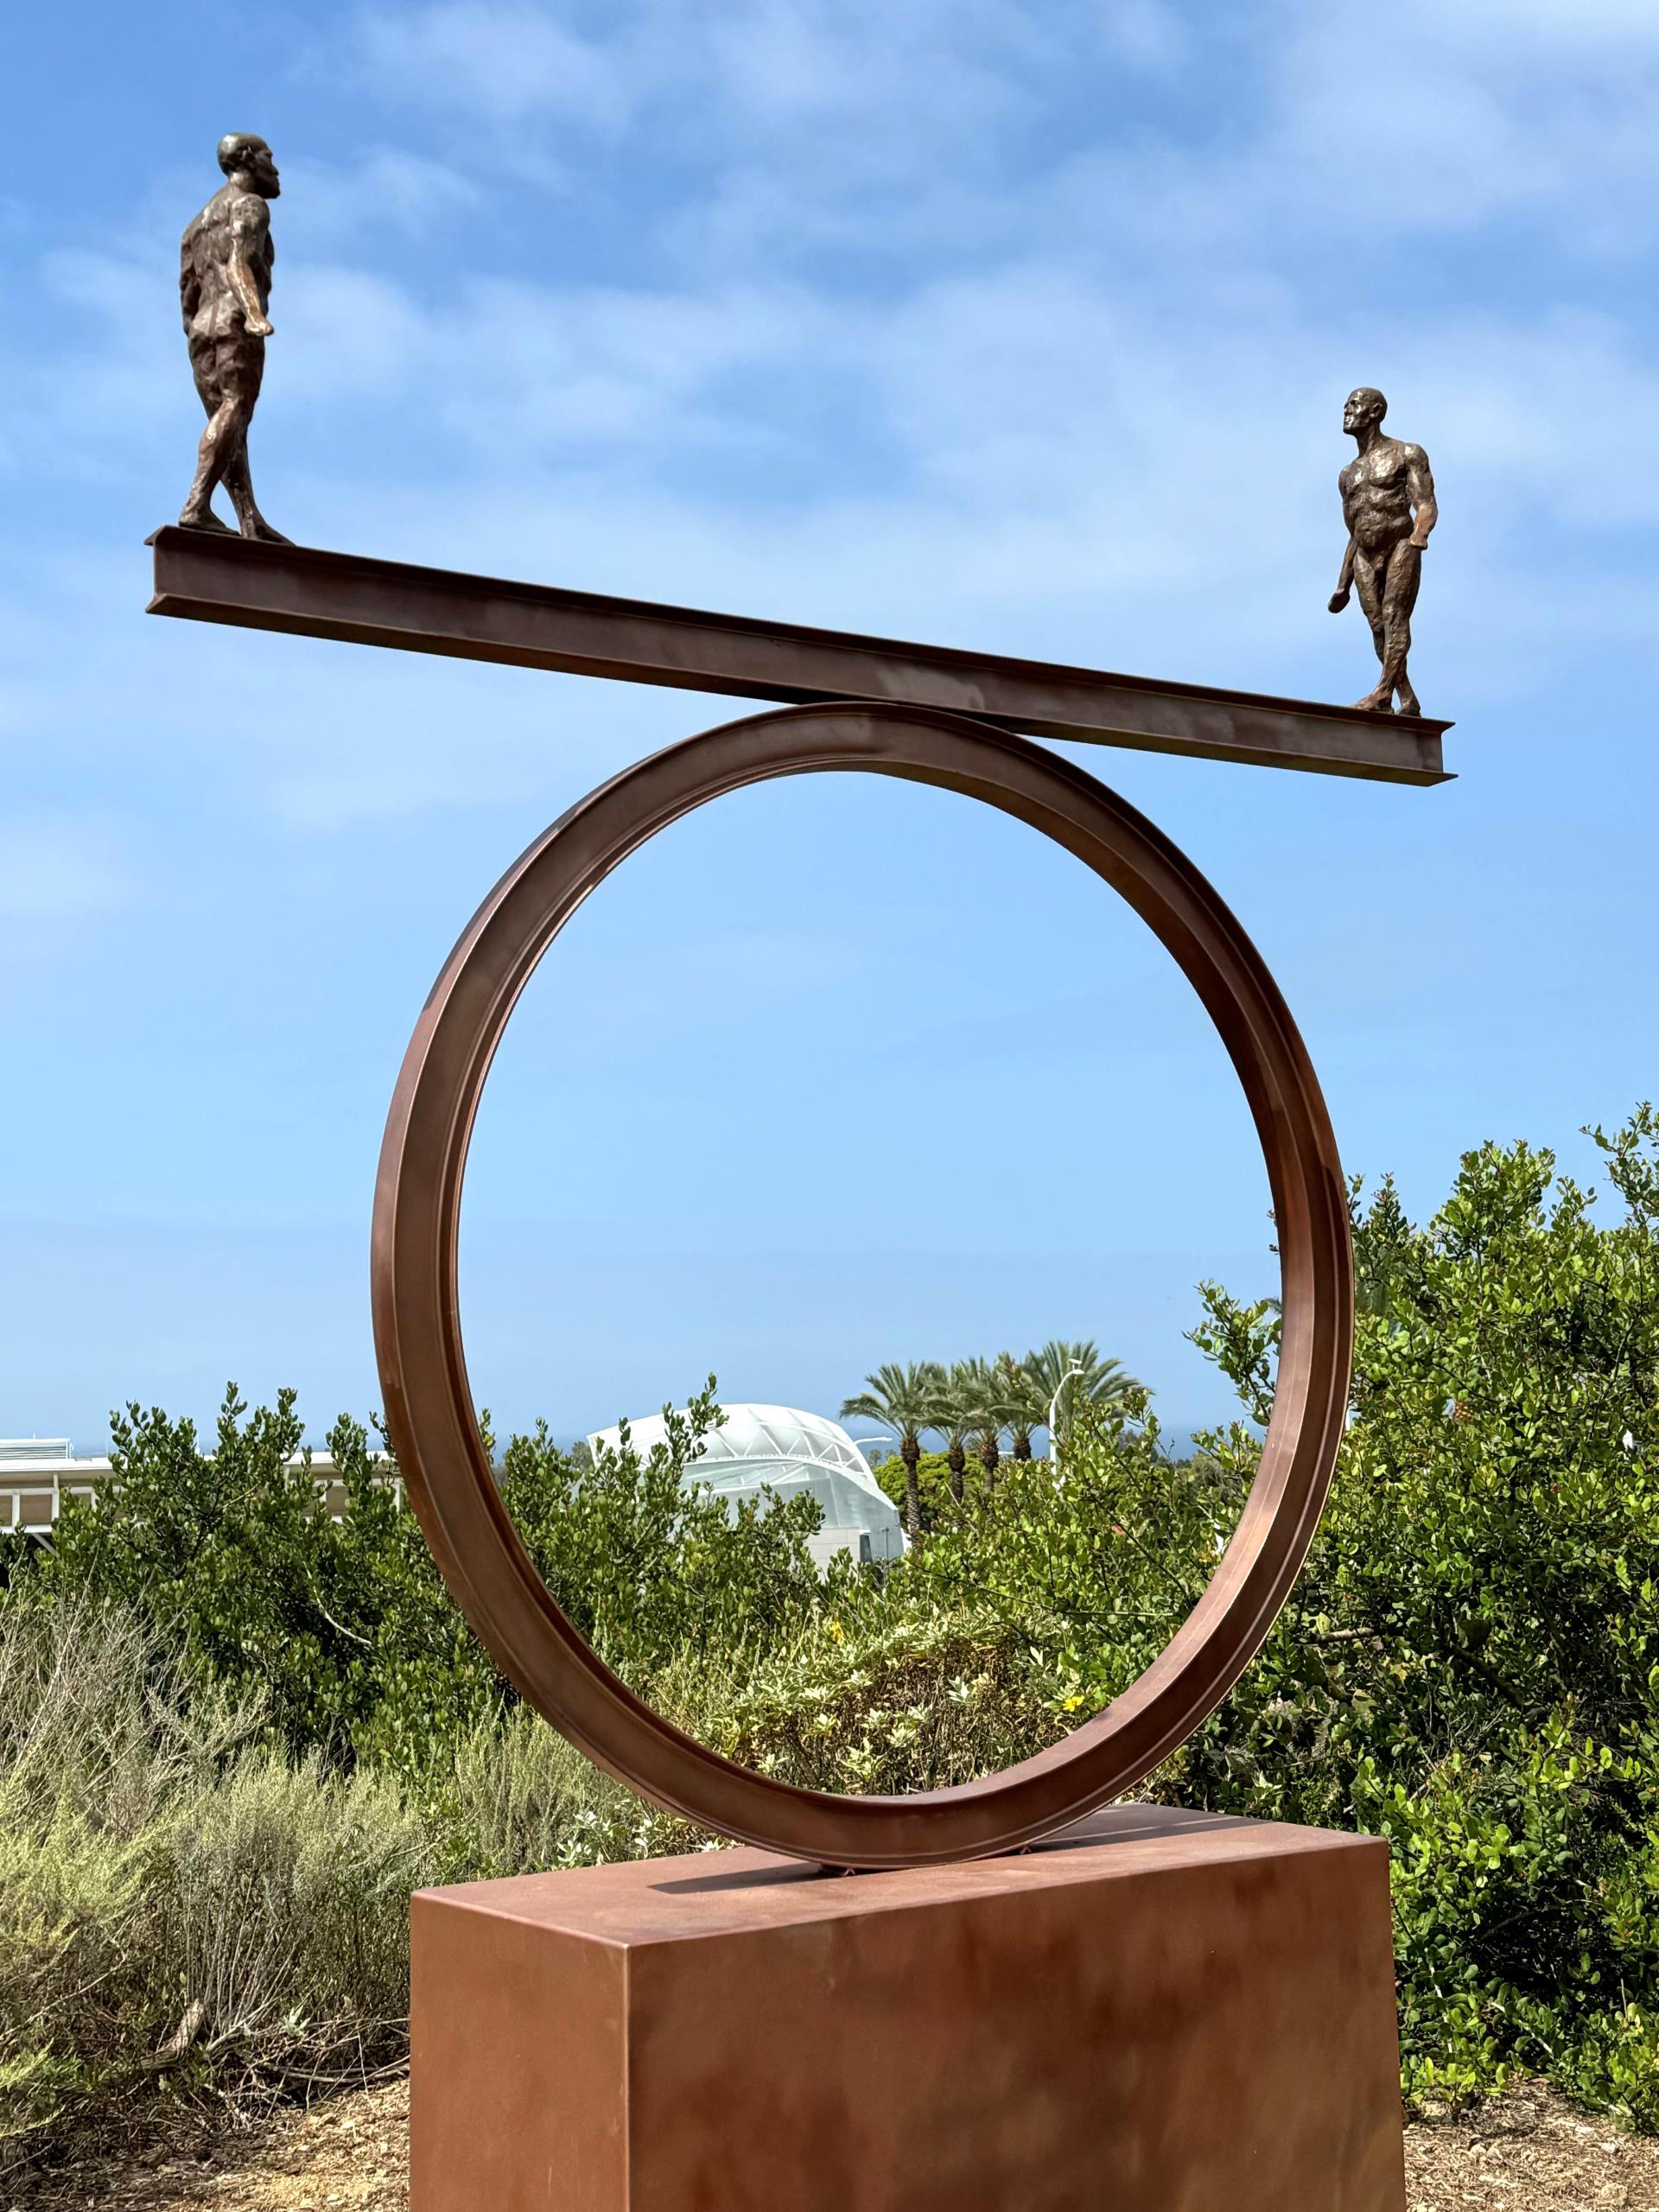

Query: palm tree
left=995, top=1351, right=1046, bottom=1459
left=839, top=1363, right=945, bottom=1542
left=1021, top=1339, right=1147, bottom=1453
left=937, top=1377, right=977, bottom=1506
left=955, top=1356, right=1015, bottom=1492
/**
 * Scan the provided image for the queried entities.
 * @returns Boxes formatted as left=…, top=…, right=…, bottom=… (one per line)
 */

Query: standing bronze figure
left=1329, top=388, right=1435, bottom=715
left=177, top=135, right=289, bottom=543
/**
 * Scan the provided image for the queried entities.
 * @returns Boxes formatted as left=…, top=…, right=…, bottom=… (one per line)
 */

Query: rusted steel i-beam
left=146, top=528, right=1452, bottom=785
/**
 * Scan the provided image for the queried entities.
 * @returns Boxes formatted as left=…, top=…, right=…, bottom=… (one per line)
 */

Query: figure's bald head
left=1344, top=386, right=1387, bottom=436
left=218, top=134, right=281, bottom=198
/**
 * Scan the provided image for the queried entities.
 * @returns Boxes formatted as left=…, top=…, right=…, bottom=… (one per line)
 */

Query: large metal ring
left=372, top=702, right=1353, bottom=1867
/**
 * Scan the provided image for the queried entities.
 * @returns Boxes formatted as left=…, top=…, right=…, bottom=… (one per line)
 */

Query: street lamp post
left=1047, top=1364, right=1088, bottom=1471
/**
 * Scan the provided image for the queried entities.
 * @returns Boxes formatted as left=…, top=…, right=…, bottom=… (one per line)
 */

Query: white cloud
left=346, top=0, right=1059, bottom=185
left=354, top=1, right=627, bottom=124
left=282, top=148, right=486, bottom=247
left=1417, top=0, right=1659, bottom=48
left=1268, top=5, right=1659, bottom=239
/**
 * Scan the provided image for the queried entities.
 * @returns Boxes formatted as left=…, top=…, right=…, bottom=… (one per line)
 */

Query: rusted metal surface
left=410, top=1803, right=1408, bottom=2211
left=372, top=701, right=1355, bottom=1869
left=146, top=525, right=1452, bottom=783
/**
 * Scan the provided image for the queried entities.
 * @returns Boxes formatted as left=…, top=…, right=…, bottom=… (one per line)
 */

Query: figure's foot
left=239, top=514, right=295, bottom=546
left=1396, top=685, right=1422, bottom=717
left=178, top=504, right=234, bottom=534
left=1352, top=686, right=1393, bottom=713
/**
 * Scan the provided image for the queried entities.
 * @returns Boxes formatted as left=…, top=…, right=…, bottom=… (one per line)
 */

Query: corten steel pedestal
left=411, top=1804, right=1407, bottom=2212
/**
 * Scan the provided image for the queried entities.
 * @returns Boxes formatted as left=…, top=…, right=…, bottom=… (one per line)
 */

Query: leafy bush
left=1189, top=1116, right=1659, bottom=2120
left=442, top=1700, right=702, bottom=1875
left=868, top=1447, right=1005, bottom=1535
left=893, top=1112, right=1659, bottom=2123
left=31, top=1382, right=831, bottom=1775
left=31, top=1392, right=454, bottom=1764
left=14, top=1109, right=1659, bottom=2161
left=899, top=1404, right=1241, bottom=1712
left=707, top=1607, right=1065, bottom=1794
left=496, top=1388, right=830, bottom=1686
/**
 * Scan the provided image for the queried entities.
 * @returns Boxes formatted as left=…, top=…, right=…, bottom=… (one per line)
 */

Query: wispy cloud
left=281, top=146, right=486, bottom=246
left=354, top=1, right=630, bottom=124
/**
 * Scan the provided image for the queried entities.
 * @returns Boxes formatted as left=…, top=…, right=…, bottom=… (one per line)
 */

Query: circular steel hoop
left=372, top=702, right=1352, bottom=1868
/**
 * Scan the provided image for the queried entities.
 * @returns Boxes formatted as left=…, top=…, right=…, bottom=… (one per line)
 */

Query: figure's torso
left=181, top=185, right=274, bottom=341
left=1340, top=435, right=1421, bottom=554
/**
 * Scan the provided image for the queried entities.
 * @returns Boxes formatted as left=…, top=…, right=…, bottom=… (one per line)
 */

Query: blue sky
left=3, top=0, right=1657, bottom=1451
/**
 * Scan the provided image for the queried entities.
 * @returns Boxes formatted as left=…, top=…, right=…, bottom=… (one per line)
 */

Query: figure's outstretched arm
left=227, top=196, right=273, bottom=336
left=1408, top=448, right=1437, bottom=550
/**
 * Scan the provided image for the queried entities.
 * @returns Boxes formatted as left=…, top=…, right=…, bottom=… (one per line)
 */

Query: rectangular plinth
left=410, top=1802, right=1406, bottom=2212
left=147, top=528, right=1450, bottom=785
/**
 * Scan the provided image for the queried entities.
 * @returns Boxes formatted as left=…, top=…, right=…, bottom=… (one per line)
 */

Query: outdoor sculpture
left=177, top=135, right=290, bottom=544
left=1329, top=386, right=1436, bottom=715
left=143, top=174, right=1443, bottom=2209
left=137, top=500, right=1464, bottom=1868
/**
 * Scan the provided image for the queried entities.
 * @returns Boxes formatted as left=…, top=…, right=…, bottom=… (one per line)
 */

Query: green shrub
left=703, top=1605, right=1065, bottom=1795
left=0, top=1602, right=436, bottom=2178
left=27, top=1382, right=833, bottom=1775
left=16, top=1109, right=1659, bottom=2153
left=442, top=1701, right=703, bottom=1875
left=31, top=1393, right=457, bottom=1763
left=496, top=1387, right=830, bottom=1688
left=0, top=1596, right=1050, bottom=2179
left=870, top=1449, right=973, bottom=1533
left=898, top=1404, right=1240, bottom=1713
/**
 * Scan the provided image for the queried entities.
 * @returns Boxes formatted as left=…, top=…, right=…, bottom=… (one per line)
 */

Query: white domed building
left=585, top=1402, right=906, bottom=1568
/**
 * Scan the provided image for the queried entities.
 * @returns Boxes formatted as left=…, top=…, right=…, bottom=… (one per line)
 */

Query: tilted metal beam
left=147, top=528, right=1452, bottom=785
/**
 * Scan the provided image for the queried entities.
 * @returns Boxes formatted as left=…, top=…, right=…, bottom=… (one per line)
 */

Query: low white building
left=0, top=1438, right=395, bottom=1538
left=0, top=1440, right=106, bottom=1537
left=585, top=1402, right=906, bottom=1567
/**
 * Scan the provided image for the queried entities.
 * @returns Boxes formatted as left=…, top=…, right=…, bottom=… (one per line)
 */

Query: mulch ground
left=1403, top=2083, right=1659, bottom=2209
left=19, top=2077, right=1659, bottom=2209
left=15, top=2085, right=409, bottom=2211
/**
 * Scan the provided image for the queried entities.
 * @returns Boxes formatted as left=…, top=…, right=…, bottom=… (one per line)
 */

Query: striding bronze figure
left=1328, top=387, right=1435, bottom=715
left=177, top=135, right=289, bottom=543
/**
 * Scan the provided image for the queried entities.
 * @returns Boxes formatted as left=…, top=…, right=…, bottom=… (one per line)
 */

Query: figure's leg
left=217, top=342, right=291, bottom=544
left=220, top=445, right=292, bottom=544
left=179, top=343, right=245, bottom=532
left=1379, top=540, right=1424, bottom=714
left=1351, top=553, right=1391, bottom=709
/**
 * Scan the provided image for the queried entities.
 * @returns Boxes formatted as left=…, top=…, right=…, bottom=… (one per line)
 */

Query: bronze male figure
left=1328, top=388, right=1435, bottom=715
left=177, top=135, right=289, bottom=542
